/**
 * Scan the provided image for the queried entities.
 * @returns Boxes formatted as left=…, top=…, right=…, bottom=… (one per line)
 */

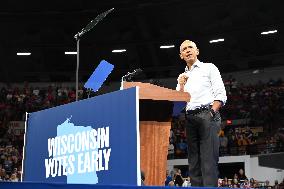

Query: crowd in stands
left=165, top=168, right=284, bottom=188
left=0, top=84, right=86, bottom=122
left=0, top=145, right=22, bottom=182
left=169, top=77, right=284, bottom=159
left=0, top=77, right=284, bottom=183
left=0, top=84, right=87, bottom=182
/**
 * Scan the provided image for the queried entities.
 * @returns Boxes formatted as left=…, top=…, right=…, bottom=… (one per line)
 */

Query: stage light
left=261, top=30, right=277, bottom=35
left=65, top=52, right=77, bottom=55
left=160, top=45, right=175, bottom=49
left=209, top=39, right=224, bottom=43
left=252, top=69, right=260, bottom=74
left=17, top=52, right=31, bottom=56
left=112, top=49, right=126, bottom=53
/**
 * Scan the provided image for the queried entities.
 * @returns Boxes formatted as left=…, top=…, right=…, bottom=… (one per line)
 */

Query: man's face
left=179, top=40, right=199, bottom=63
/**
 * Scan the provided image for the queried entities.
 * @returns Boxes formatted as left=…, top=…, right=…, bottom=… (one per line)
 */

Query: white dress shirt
left=176, top=60, right=227, bottom=111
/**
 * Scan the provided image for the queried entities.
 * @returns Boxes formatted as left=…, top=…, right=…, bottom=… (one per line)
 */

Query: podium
left=123, top=82, right=190, bottom=185
left=24, top=87, right=147, bottom=185
left=23, top=82, right=189, bottom=185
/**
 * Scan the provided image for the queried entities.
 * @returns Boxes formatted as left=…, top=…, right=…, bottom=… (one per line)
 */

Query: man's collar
left=193, top=59, right=202, bottom=67
left=185, top=59, right=201, bottom=72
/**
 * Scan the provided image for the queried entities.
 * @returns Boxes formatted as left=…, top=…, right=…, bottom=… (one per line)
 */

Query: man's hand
left=178, top=74, right=188, bottom=85
left=177, top=74, right=188, bottom=91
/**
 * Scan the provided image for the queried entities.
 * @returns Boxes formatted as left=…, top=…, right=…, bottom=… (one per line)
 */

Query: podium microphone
left=131, top=68, right=143, bottom=76
left=123, top=68, right=143, bottom=79
left=120, top=68, right=143, bottom=90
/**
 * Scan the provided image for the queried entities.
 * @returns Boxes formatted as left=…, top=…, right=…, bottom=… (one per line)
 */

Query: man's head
left=239, top=168, right=244, bottom=175
left=179, top=40, right=199, bottom=65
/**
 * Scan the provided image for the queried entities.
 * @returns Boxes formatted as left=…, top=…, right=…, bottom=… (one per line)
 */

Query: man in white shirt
left=176, top=40, right=227, bottom=187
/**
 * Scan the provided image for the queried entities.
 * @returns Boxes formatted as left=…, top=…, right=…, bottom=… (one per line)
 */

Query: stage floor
left=0, top=182, right=218, bottom=189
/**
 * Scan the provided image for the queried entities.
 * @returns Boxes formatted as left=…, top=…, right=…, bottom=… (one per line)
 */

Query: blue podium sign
left=23, top=87, right=141, bottom=185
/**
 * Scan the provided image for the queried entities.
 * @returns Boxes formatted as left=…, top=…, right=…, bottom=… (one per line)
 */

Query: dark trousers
left=185, top=110, right=221, bottom=187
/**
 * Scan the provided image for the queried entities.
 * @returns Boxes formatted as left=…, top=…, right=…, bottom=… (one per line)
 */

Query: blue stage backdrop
left=23, top=87, right=141, bottom=185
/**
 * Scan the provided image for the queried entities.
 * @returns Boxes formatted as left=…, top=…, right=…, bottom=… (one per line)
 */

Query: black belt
left=186, top=105, right=211, bottom=115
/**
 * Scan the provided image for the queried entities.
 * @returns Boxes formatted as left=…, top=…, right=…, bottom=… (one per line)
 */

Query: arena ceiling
left=0, top=0, right=283, bottom=82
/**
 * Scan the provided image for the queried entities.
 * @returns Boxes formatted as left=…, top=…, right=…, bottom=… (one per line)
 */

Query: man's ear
left=196, top=48, right=200, bottom=56
left=180, top=53, right=183, bottom=59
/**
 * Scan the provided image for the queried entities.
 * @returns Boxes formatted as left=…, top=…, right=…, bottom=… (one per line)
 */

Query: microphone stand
left=75, top=38, right=80, bottom=101
left=74, top=8, right=114, bottom=101
left=120, top=72, right=131, bottom=90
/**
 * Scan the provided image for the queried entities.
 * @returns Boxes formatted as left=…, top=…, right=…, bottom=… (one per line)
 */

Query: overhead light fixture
left=17, top=52, right=31, bottom=56
left=160, top=45, right=175, bottom=49
left=65, top=52, right=77, bottom=55
left=252, top=69, right=260, bottom=74
left=209, top=39, right=224, bottom=43
left=112, top=49, right=126, bottom=53
left=261, top=30, right=277, bottom=35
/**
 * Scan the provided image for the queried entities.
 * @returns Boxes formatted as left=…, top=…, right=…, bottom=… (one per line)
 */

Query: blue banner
left=23, top=87, right=140, bottom=185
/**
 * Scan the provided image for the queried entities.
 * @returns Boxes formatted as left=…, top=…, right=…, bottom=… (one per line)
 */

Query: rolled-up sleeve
left=209, top=64, right=227, bottom=105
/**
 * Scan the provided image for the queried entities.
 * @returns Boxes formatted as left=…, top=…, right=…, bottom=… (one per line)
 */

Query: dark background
left=0, top=0, right=283, bottom=83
